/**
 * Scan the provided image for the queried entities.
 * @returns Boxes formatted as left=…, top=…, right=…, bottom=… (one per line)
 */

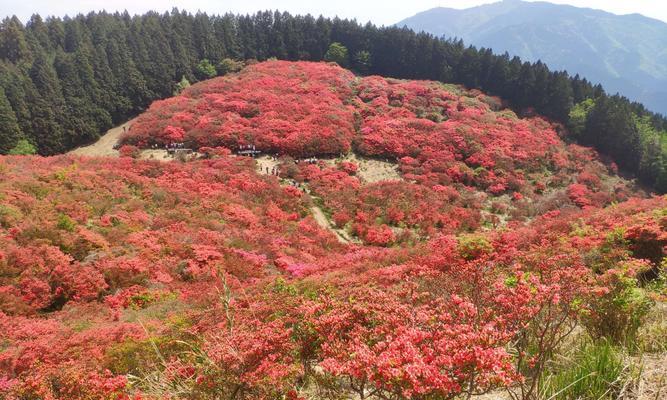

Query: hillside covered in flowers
left=0, top=61, right=665, bottom=400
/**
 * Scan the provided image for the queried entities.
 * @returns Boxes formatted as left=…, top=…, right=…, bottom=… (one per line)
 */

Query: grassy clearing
left=539, top=340, right=638, bottom=400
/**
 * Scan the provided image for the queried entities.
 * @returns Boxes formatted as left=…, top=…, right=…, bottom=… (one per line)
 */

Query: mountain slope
left=397, top=0, right=667, bottom=116
left=2, top=62, right=665, bottom=399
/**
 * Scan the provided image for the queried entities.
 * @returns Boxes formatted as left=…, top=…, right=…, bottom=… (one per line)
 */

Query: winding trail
left=68, top=119, right=185, bottom=162
left=255, top=155, right=355, bottom=245
left=309, top=204, right=354, bottom=244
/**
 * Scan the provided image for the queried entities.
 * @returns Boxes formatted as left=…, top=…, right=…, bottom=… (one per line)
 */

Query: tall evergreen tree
left=0, top=16, right=32, bottom=64
left=0, top=62, right=33, bottom=136
left=585, top=95, right=642, bottom=171
left=28, top=53, right=67, bottom=154
left=0, top=87, right=22, bottom=153
left=546, top=71, right=574, bottom=122
left=26, top=14, right=51, bottom=51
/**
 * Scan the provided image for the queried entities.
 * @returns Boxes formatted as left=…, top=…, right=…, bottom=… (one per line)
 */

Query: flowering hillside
left=123, top=61, right=635, bottom=244
left=124, top=62, right=358, bottom=157
left=0, top=61, right=665, bottom=399
left=124, top=62, right=614, bottom=200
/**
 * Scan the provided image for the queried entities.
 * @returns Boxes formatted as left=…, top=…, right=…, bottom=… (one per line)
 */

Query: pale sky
left=2, top=0, right=667, bottom=26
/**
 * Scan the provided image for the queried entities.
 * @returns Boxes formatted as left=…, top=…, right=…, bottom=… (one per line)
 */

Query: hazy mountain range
left=397, top=0, right=667, bottom=116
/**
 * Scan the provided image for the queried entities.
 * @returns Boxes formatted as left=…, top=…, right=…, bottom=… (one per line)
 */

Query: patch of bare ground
left=255, top=155, right=281, bottom=175
left=323, top=153, right=402, bottom=183
left=471, top=392, right=510, bottom=400
left=68, top=119, right=135, bottom=157
left=138, top=149, right=171, bottom=161
left=635, top=301, right=667, bottom=400
left=636, top=352, right=666, bottom=400
left=309, top=204, right=355, bottom=244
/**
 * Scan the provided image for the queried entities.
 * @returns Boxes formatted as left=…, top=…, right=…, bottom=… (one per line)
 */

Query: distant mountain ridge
left=397, top=0, right=667, bottom=116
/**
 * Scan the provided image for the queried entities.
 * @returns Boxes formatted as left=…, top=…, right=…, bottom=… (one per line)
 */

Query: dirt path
left=68, top=119, right=187, bottom=162
left=254, top=153, right=404, bottom=245
left=255, top=155, right=281, bottom=175
left=255, top=156, right=353, bottom=245
left=68, top=119, right=136, bottom=157
left=309, top=205, right=355, bottom=244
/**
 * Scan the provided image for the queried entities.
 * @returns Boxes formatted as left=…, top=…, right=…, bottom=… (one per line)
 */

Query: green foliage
left=195, top=58, right=217, bottom=81
left=0, top=87, right=21, bottom=153
left=645, top=259, right=667, bottom=296
left=568, top=98, right=595, bottom=137
left=353, top=50, right=372, bottom=74
left=582, top=266, right=654, bottom=344
left=324, top=42, right=349, bottom=67
left=129, top=290, right=178, bottom=310
left=104, top=336, right=189, bottom=375
left=457, top=234, right=493, bottom=260
left=0, top=16, right=32, bottom=64
left=7, top=138, right=36, bottom=155
left=0, top=203, right=21, bottom=228
left=173, top=75, right=191, bottom=96
left=28, top=53, right=67, bottom=154
left=271, top=277, right=298, bottom=296
left=56, top=213, right=76, bottom=232
left=584, top=95, right=642, bottom=172
left=635, top=114, right=667, bottom=186
left=540, top=340, right=632, bottom=400
left=216, top=58, right=244, bottom=75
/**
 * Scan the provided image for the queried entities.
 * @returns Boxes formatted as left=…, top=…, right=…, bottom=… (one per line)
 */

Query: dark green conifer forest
left=1, top=10, right=666, bottom=191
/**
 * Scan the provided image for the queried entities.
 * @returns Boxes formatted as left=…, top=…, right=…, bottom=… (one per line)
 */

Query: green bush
left=173, top=75, right=191, bottom=95
left=457, top=234, right=493, bottom=260
left=8, top=139, right=37, bottom=155
left=582, top=264, right=653, bottom=344
left=216, top=58, right=245, bottom=76
left=195, top=59, right=217, bottom=80
left=57, top=213, right=77, bottom=232
left=104, top=336, right=188, bottom=375
left=324, top=42, right=349, bottom=67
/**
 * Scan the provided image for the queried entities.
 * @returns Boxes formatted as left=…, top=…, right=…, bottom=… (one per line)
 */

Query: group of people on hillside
left=265, top=166, right=280, bottom=176
left=237, top=144, right=261, bottom=157
left=295, top=157, right=318, bottom=164
left=166, top=142, right=187, bottom=150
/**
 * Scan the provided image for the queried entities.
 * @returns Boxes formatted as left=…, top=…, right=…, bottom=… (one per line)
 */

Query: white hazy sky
left=2, top=1, right=667, bottom=26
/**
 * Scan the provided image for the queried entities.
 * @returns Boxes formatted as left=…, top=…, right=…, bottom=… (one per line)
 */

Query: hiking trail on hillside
left=68, top=120, right=134, bottom=157
left=70, top=126, right=358, bottom=245
left=255, top=155, right=358, bottom=245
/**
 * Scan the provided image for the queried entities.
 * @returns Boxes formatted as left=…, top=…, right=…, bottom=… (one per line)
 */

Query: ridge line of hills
left=397, top=0, right=667, bottom=117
